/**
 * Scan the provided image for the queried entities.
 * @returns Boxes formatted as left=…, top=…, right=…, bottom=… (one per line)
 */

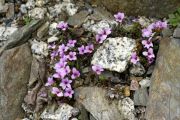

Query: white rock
left=91, top=37, right=136, bottom=73
left=118, top=97, right=135, bottom=120
left=35, top=0, right=49, bottom=7
left=139, top=77, right=151, bottom=88
left=26, top=0, right=35, bottom=9
left=49, top=22, right=59, bottom=35
left=30, top=40, right=48, bottom=56
left=83, top=19, right=117, bottom=33
left=48, top=36, right=59, bottom=43
left=65, top=2, right=78, bottom=16
left=29, top=7, right=47, bottom=19
left=0, top=26, right=18, bottom=41
left=41, top=104, right=73, bottom=120
left=20, top=4, right=28, bottom=14
left=48, top=4, right=63, bottom=18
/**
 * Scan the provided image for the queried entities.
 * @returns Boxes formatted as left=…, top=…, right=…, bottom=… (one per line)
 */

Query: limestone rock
left=40, top=103, right=74, bottom=120
left=48, top=36, right=59, bottom=43
left=75, top=87, right=135, bottom=120
left=173, top=27, right=180, bottom=38
left=0, top=43, right=32, bottom=120
left=139, top=78, right=151, bottom=88
left=129, top=63, right=145, bottom=76
left=26, top=0, right=35, bottom=9
left=146, top=38, right=180, bottom=120
left=91, top=37, right=136, bottom=73
left=29, top=7, right=47, bottom=19
left=133, top=88, right=149, bottom=106
left=37, top=22, right=49, bottom=39
left=49, top=22, right=59, bottom=36
left=0, top=26, right=18, bottom=41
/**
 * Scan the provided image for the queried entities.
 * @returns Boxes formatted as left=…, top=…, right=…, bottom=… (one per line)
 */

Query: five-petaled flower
left=142, top=39, right=153, bottom=49
left=45, top=77, right=54, bottom=86
left=71, top=67, right=80, bottom=79
left=92, top=64, right=104, bottom=75
left=143, top=48, right=155, bottom=59
left=67, top=39, right=77, bottom=48
left=64, top=88, right=74, bottom=98
left=57, top=21, right=68, bottom=31
left=51, top=87, right=63, bottom=97
left=60, top=78, right=72, bottom=90
left=114, top=12, right=125, bottom=22
left=68, top=52, right=77, bottom=61
left=130, top=52, right=140, bottom=64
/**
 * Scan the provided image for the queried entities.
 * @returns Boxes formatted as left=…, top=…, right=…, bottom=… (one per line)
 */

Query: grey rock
left=20, top=4, right=28, bottom=14
left=29, top=7, right=47, bottom=19
left=6, top=3, right=14, bottom=19
left=0, top=26, right=18, bottom=41
left=146, top=65, right=155, bottom=75
left=133, top=88, right=149, bottom=106
left=173, top=27, right=180, bottom=38
left=71, top=108, right=80, bottom=117
left=90, top=0, right=180, bottom=18
left=162, top=28, right=173, bottom=37
left=90, top=114, right=96, bottom=120
left=48, top=36, right=59, bottom=43
left=91, top=37, right=136, bottom=73
left=75, top=87, right=135, bottom=120
left=0, top=43, right=32, bottom=120
left=26, top=0, right=35, bottom=9
left=37, top=22, right=49, bottom=39
left=74, top=102, right=89, bottom=120
left=146, top=38, right=180, bottom=120
left=49, top=22, right=59, bottom=35
left=139, top=78, right=151, bottom=88
left=0, top=19, right=44, bottom=55
left=67, top=10, right=89, bottom=26
left=30, top=39, right=48, bottom=57
left=40, top=103, right=74, bottom=120
left=0, top=0, right=5, bottom=6
left=129, top=63, right=145, bottom=76
left=35, top=0, right=49, bottom=7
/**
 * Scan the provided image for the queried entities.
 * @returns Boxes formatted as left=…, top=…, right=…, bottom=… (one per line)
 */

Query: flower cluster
left=131, top=20, right=167, bottom=64
left=96, top=28, right=112, bottom=43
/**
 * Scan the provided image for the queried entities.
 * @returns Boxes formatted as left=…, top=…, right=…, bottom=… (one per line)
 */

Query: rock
left=89, top=114, right=96, bottom=120
left=162, top=28, right=173, bottom=37
left=71, top=108, right=80, bottom=117
left=0, top=43, right=32, bottom=120
left=146, top=65, right=155, bottom=75
left=0, top=26, right=18, bottom=41
left=130, top=80, right=139, bottom=91
left=26, top=0, right=35, bottom=9
left=37, top=22, right=49, bottom=39
left=133, top=88, right=148, bottom=106
left=6, top=3, right=14, bottom=19
left=118, top=97, right=135, bottom=120
left=173, top=27, right=180, bottom=38
left=48, top=36, right=59, bottom=43
left=67, top=10, right=89, bottom=26
left=139, top=78, right=151, bottom=88
left=146, top=38, right=180, bottom=120
left=30, top=39, right=48, bottom=57
left=0, top=0, right=5, bottom=6
left=91, top=37, right=136, bottom=73
left=124, top=86, right=130, bottom=97
left=48, top=4, right=64, bottom=18
left=29, top=7, right=47, bottom=19
left=74, top=102, right=89, bottom=120
left=129, top=63, right=145, bottom=76
left=89, top=0, right=180, bottom=18
left=49, top=22, right=59, bottom=35
left=64, top=2, right=78, bottom=16
left=75, top=87, right=135, bottom=120
left=35, top=0, right=48, bottom=7
left=83, top=19, right=117, bottom=33
left=20, top=4, right=28, bottom=14
left=40, top=103, right=74, bottom=120
left=0, top=19, right=44, bottom=55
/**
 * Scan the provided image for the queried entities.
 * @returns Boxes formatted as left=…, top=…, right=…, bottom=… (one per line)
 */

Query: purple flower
left=78, top=45, right=85, bottom=55
left=92, top=64, right=104, bottom=75
left=53, top=68, right=67, bottom=79
left=142, top=39, right=153, bottom=49
left=143, top=48, right=155, bottom=59
left=130, top=52, right=139, bottom=64
left=45, top=77, right=54, bottom=86
left=96, top=34, right=107, bottom=43
left=71, top=67, right=80, bottom=79
left=67, top=52, right=77, bottom=61
left=59, top=78, right=72, bottom=90
left=54, top=61, right=67, bottom=70
left=65, top=65, right=71, bottom=74
left=67, top=39, right=77, bottom=48
left=51, top=87, right=63, bottom=97
left=147, top=57, right=154, bottom=64
left=58, top=44, right=69, bottom=53
left=50, top=50, right=58, bottom=59
left=85, top=44, right=94, bottom=53
left=57, top=21, right=68, bottom=31
left=114, top=12, right=125, bottom=22
left=64, top=88, right=74, bottom=98
left=142, top=28, right=152, bottom=38
left=98, top=28, right=112, bottom=36
left=48, top=43, right=56, bottom=49
left=154, top=21, right=168, bottom=30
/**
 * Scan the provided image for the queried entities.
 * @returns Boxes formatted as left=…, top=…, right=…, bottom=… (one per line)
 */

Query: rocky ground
left=0, top=0, right=180, bottom=120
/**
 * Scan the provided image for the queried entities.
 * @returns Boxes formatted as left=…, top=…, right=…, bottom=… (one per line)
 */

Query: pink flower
left=130, top=52, right=139, bottom=64
left=85, top=44, right=94, bottom=53
left=53, top=68, right=67, bottom=79
left=45, top=77, right=54, bottom=86
left=78, top=45, right=85, bottom=55
left=96, top=34, right=107, bottom=43
left=67, top=52, right=77, bottom=61
left=71, top=67, right=80, bottom=79
left=50, top=50, right=58, bottom=59
left=48, top=43, right=56, bottom=49
left=143, top=48, right=155, bottom=59
left=64, top=88, right=74, bottom=98
left=67, top=39, right=77, bottom=47
left=59, top=78, right=72, bottom=90
left=154, top=21, right=168, bottom=30
left=58, top=44, right=69, bottom=53
left=57, top=21, right=68, bottom=31
left=92, top=64, right=104, bottom=75
left=114, top=12, right=125, bottom=22
left=65, top=65, right=71, bottom=74
left=147, top=57, right=154, bottom=64
left=142, top=28, right=152, bottom=38
left=51, top=87, right=63, bottom=97
left=54, top=61, right=67, bottom=70
left=142, top=39, right=153, bottom=49
left=98, top=28, right=112, bottom=36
